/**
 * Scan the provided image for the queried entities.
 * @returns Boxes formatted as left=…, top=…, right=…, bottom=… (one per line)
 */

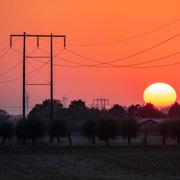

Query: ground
left=0, top=143, right=180, bottom=180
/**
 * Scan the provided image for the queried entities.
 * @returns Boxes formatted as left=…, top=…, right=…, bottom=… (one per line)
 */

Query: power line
left=0, top=61, right=22, bottom=76
left=0, top=60, right=49, bottom=83
left=69, top=19, right=180, bottom=46
left=0, top=45, right=10, bottom=54
left=0, top=48, right=11, bottom=59
left=27, top=60, right=50, bottom=83
left=53, top=50, right=180, bottom=68
left=66, top=32, right=180, bottom=66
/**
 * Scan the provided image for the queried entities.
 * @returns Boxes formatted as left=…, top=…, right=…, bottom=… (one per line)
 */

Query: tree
left=0, top=120, right=13, bottom=145
left=109, top=104, right=126, bottom=118
left=96, top=117, right=119, bottom=146
left=15, top=119, right=27, bottom=145
left=158, top=120, right=170, bottom=145
left=49, top=118, right=72, bottom=145
left=138, top=103, right=164, bottom=118
left=82, top=118, right=97, bottom=144
left=168, top=102, right=180, bottom=117
left=140, top=120, right=158, bottom=145
left=0, top=109, right=10, bottom=121
left=26, top=117, right=46, bottom=145
left=128, top=104, right=142, bottom=117
left=28, top=99, right=64, bottom=124
left=69, top=99, right=87, bottom=111
left=121, top=117, right=140, bottom=144
left=0, top=109, right=12, bottom=145
left=16, top=117, right=46, bottom=146
left=169, top=118, right=180, bottom=144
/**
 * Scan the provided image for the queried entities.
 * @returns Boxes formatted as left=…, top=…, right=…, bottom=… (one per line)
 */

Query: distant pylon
left=61, top=96, right=68, bottom=108
left=92, top=98, right=109, bottom=110
left=25, top=91, right=30, bottom=115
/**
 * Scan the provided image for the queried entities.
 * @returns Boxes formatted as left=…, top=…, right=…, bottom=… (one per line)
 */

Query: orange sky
left=0, top=0, right=180, bottom=114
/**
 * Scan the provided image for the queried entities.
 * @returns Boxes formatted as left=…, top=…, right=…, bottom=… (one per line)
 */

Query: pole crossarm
left=10, top=34, right=66, bottom=48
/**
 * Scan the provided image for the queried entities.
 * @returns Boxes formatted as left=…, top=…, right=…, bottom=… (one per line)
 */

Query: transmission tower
left=61, top=96, right=68, bottom=108
left=25, top=91, right=30, bottom=115
left=92, top=98, right=109, bottom=110
left=10, top=33, right=66, bottom=120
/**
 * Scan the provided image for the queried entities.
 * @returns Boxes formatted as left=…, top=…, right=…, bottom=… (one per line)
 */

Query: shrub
left=82, top=118, right=96, bottom=144
left=0, top=120, right=13, bottom=145
left=121, top=117, right=140, bottom=144
left=16, top=117, right=46, bottom=146
left=49, top=119, right=67, bottom=144
left=158, top=120, right=170, bottom=145
left=96, top=117, right=119, bottom=146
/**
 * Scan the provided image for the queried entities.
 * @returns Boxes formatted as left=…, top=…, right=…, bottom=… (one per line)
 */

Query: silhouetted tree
left=0, top=120, right=13, bottom=145
left=96, top=118, right=119, bottom=146
left=69, top=99, right=87, bottom=111
left=15, top=119, right=27, bottom=145
left=140, top=120, right=158, bottom=145
left=168, top=102, right=180, bottom=117
left=0, top=109, right=12, bottom=145
left=139, top=103, right=164, bottom=118
left=158, top=120, right=170, bottom=145
left=82, top=118, right=97, bottom=144
left=121, top=117, right=140, bottom=144
left=16, top=117, right=46, bottom=146
left=28, top=99, right=64, bottom=124
left=49, top=118, right=72, bottom=145
left=0, top=109, right=10, bottom=121
left=169, top=118, right=180, bottom=144
left=128, top=104, right=142, bottom=117
left=109, top=104, right=126, bottom=117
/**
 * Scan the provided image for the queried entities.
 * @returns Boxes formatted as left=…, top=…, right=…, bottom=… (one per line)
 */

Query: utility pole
left=92, top=98, right=109, bottom=110
left=10, top=33, right=66, bottom=121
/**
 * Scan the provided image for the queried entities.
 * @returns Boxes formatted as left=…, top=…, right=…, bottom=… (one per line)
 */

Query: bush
left=15, top=117, right=46, bottom=146
left=158, top=120, right=170, bottom=145
left=49, top=118, right=68, bottom=144
left=169, top=118, right=180, bottom=144
left=96, top=117, right=120, bottom=146
left=15, top=119, right=27, bottom=145
left=0, top=120, right=13, bottom=145
left=121, top=117, right=139, bottom=144
left=82, top=118, right=96, bottom=144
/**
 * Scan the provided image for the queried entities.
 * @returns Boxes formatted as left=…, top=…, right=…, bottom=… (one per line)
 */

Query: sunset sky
left=0, top=0, right=180, bottom=114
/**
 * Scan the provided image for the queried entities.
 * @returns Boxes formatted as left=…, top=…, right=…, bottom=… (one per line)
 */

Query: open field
left=0, top=144, right=180, bottom=180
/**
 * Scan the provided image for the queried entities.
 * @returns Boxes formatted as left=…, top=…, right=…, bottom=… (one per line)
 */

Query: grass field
left=0, top=144, right=180, bottom=180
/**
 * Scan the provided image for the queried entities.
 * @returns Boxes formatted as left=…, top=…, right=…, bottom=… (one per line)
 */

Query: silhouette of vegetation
left=26, top=117, right=46, bottom=145
left=15, top=119, right=27, bottom=145
left=109, top=104, right=126, bottom=118
left=49, top=118, right=72, bottom=145
left=128, top=104, right=142, bottom=117
left=28, top=99, right=64, bottom=124
left=138, top=103, right=164, bottom=118
left=0, top=110, right=13, bottom=145
left=169, top=118, right=180, bottom=144
left=2, top=99, right=180, bottom=147
left=168, top=102, right=180, bottom=117
left=96, top=117, right=119, bottom=146
left=82, top=118, right=97, bottom=144
left=121, top=117, right=140, bottom=144
left=158, top=120, right=170, bottom=145
left=140, top=120, right=158, bottom=145
left=0, top=120, right=13, bottom=145
left=16, top=117, right=46, bottom=146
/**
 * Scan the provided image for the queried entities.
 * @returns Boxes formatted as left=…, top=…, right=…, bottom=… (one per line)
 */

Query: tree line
left=1, top=99, right=180, bottom=146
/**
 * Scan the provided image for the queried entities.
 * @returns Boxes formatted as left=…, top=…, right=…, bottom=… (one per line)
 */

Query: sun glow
left=143, top=82, right=177, bottom=107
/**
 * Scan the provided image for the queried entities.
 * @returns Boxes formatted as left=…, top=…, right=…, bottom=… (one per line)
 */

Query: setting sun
left=143, top=82, right=177, bottom=107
